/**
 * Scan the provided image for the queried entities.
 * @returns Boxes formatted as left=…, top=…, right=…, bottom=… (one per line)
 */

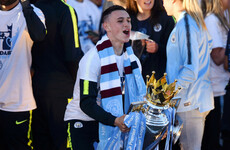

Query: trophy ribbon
left=104, top=127, right=121, bottom=150
left=164, top=107, right=176, bottom=150
left=104, top=112, right=146, bottom=150
left=124, top=112, right=146, bottom=150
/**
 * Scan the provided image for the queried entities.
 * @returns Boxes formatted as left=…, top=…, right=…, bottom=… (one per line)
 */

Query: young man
left=31, top=0, right=83, bottom=149
left=64, top=5, right=146, bottom=150
left=0, top=0, right=46, bottom=149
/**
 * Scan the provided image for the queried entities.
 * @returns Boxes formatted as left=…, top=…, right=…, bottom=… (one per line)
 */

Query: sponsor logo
left=16, top=119, right=27, bottom=125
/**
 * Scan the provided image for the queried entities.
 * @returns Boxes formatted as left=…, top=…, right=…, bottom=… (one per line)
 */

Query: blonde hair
left=183, top=0, right=207, bottom=30
left=201, top=0, right=230, bottom=31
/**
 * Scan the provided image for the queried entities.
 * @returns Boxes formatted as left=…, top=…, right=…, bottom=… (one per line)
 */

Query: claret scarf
left=96, top=35, right=146, bottom=149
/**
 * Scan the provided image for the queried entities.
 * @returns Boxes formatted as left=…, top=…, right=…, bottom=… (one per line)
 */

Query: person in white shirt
left=64, top=5, right=146, bottom=150
left=66, top=0, right=101, bottom=54
left=0, top=0, right=46, bottom=149
left=201, top=0, right=230, bottom=149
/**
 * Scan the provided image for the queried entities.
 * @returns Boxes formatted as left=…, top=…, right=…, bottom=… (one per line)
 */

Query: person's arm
left=79, top=79, right=129, bottom=131
left=211, top=47, right=226, bottom=66
left=79, top=79, right=116, bottom=126
left=77, top=51, right=116, bottom=126
left=175, top=22, right=199, bottom=92
left=205, top=15, right=226, bottom=66
left=60, top=5, right=83, bottom=80
left=21, top=0, right=46, bottom=41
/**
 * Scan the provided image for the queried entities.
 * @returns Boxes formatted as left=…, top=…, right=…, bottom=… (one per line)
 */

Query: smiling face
left=136, top=0, right=154, bottom=12
left=103, top=10, right=131, bottom=44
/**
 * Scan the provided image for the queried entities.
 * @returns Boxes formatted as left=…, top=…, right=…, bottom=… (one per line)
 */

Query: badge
left=184, top=102, right=191, bottom=107
left=171, top=33, right=176, bottom=43
left=74, top=122, right=83, bottom=128
left=153, top=24, right=162, bottom=32
left=105, top=100, right=121, bottom=116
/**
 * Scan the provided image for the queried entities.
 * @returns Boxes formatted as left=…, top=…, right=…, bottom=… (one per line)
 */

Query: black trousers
left=67, top=120, right=99, bottom=150
left=202, top=96, right=221, bottom=150
left=0, top=110, right=33, bottom=150
left=32, top=95, right=68, bottom=150
left=222, top=83, right=230, bottom=150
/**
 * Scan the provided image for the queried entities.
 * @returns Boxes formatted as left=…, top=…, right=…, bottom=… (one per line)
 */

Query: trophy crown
left=146, top=71, right=181, bottom=106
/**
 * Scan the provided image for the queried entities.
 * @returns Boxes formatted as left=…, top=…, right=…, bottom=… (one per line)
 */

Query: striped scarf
left=96, top=35, right=146, bottom=149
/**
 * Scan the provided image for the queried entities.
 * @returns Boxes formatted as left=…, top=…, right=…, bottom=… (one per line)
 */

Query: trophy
left=128, top=71, right=183, bottom=149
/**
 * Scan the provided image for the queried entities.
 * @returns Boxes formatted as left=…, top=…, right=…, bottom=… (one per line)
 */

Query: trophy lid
left=146, top=72, right=181, bottom=107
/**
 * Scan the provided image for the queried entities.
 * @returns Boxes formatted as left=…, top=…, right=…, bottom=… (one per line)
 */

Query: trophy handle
left=172, top=114, right=183, bottom=144
left=127, top=101, right=147, bottom=114
left=170, top=98, right=181, bottom=110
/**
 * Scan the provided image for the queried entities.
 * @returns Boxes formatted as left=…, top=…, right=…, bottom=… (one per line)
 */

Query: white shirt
left=0, top=3, right=45, bottom=112
left=205, top=13, right=230, bottom=97
left=115, top=54, right=124, bottom=77
left=67, top=0, right=101, bottom=54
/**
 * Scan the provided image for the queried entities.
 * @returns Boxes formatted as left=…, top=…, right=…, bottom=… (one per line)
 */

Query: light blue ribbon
left=103, top=112, right=146, bottom=150
left=164, top=108, right=172, bottom=150
left=136, top=113, right=146, bottom=150
left=124, top=112, right=138, bottom=150
left=164, top=107, right=176, bottom=150
left=104, top=127, right=121, bottom=150
left=124, top=112, right=146, bottom=150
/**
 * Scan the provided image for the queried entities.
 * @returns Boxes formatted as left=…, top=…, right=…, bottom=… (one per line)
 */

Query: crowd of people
left=0, top=0, right=230, bottom=150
